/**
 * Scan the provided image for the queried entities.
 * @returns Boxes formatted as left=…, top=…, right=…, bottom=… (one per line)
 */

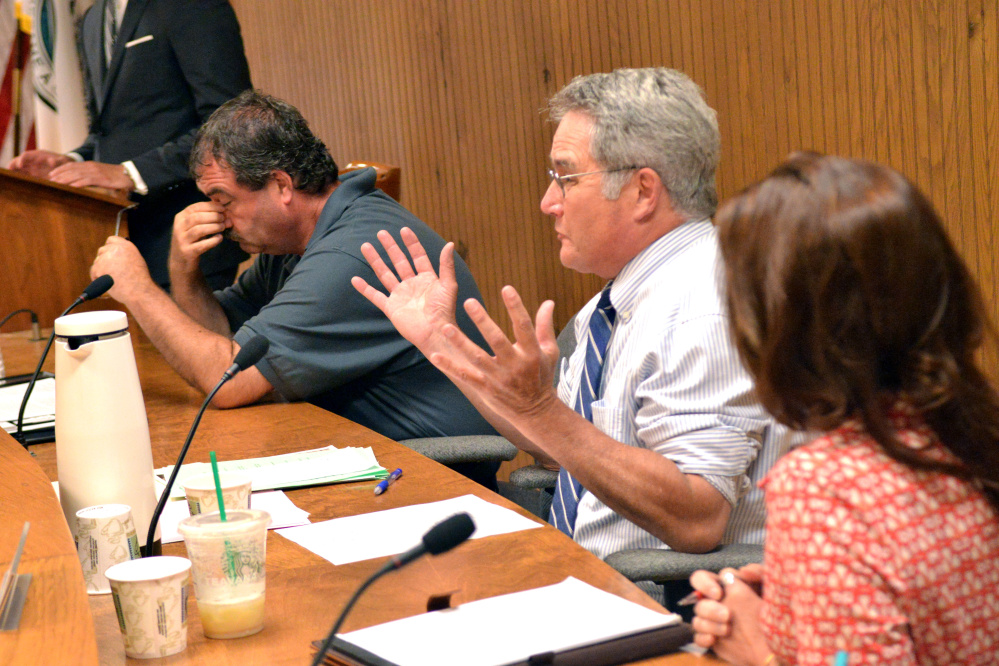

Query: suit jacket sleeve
left=80, top=0, right=251, bottom=192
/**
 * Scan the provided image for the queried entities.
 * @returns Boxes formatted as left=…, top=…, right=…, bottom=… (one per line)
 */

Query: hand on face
left=7, top=149, right=73, bottom=178
left=90, top=236, right=155, bottom=303
left=47, top=160, right=134, bottom=192
left=689, top=565, right=771, bottom=666
left=171, top=201, right=228, bottom=273
left=352, top=226, right=460, bottom=355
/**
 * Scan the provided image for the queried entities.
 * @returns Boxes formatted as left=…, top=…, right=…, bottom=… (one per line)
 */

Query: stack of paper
left=156, top=446, right=389, bottom=499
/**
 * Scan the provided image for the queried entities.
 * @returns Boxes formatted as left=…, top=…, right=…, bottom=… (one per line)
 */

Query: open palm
left=351, top=227, right=459, bottom=354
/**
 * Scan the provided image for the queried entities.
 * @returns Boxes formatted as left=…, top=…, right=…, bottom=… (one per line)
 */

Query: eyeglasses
left=547, top=166, right=639, bottom=197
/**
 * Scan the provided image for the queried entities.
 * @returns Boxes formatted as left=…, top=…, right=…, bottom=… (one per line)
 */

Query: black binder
left=312, top=622, right=694, bottom=666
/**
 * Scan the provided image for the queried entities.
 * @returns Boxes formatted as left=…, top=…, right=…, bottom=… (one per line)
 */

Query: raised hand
left=352, top=227, right=460, bottom=354
left=430, top=285, right=560, bottom=424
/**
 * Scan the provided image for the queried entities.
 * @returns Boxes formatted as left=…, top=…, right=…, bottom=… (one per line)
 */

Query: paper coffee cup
left=182, top=473, right=252, bottom=516
left=106, top=556, right=191, bottom=659
left=76, top=504, right=141, bottom=594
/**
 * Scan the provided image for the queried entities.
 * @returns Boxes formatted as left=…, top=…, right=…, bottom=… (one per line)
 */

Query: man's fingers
left=500, top=286, right=541, bottom=350
left=438, top=242, right=458, bottom=291
left=462, top=298, right=515, bottom=358
left=359, top=241, right=401, bottom=291
left=376, top=229, right=417, bottom=281
left=399, top=227, right=436, bottom=276
left=351, top=276, right=389, bottom=313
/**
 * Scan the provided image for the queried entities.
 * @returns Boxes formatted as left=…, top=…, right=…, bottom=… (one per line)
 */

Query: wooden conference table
left=0, top=328, right=718, bottom=665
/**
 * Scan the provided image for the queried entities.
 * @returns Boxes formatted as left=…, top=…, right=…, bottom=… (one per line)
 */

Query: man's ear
left=272, top=170, right=295, bottom=204
left=633, top=167, right=663, bottom=223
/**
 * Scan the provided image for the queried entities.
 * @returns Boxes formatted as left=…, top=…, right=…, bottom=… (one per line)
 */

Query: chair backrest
left=340, top=161, right=401, bottom=201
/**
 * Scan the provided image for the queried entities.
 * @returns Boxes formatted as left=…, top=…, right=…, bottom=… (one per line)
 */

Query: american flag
left=1, top=0, right=35, bottom=164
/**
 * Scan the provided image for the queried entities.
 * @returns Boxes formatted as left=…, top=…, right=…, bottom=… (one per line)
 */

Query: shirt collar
left=607, top=217, right=714, bottom=320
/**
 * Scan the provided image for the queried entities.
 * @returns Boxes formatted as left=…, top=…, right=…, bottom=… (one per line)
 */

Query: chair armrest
left=397, top=435, right=518, bottom=465
left=604, top=544, right=764, bottom=584
left=508, top=464, right=559, bottom=490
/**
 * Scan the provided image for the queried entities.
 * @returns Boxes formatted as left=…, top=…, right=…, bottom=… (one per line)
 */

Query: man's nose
left=540, top=180, right=563, bottom=215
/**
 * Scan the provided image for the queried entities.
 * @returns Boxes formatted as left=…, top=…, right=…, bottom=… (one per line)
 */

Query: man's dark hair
left=190, top=89, right=338, bottom=194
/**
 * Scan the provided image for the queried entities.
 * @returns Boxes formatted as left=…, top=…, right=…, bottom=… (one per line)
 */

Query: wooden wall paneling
left=229, top=0, right=999, bottom=479
left=840, top=1, right=864, bottom=158
left=967, top=0, right=998, bottom=300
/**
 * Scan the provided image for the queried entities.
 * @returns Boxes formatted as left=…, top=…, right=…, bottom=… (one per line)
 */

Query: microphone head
left=82, top=275, right=114, bottom=301
left=422, top=513, right=475, bottom=556
left=232, top=335, right=269, bottom=371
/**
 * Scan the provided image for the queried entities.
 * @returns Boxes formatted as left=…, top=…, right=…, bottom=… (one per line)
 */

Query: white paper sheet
left=276, top=494, right=542, bottom=565
left=159, top=490, right=311, bottom=544
left=341, top=577, right=680, bottom=666
left=0, top=377, right=55, bottom=433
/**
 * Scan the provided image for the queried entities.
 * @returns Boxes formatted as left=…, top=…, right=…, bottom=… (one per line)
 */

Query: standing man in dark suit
left=8, top=0, right=250, bottom=290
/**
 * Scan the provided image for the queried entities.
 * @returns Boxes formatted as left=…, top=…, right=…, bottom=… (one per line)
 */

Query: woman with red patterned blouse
left=688, top=153, right=999, bottom=665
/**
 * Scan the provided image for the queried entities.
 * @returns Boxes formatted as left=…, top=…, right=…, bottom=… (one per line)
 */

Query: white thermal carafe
left=54, top=311, right=159, bottom=552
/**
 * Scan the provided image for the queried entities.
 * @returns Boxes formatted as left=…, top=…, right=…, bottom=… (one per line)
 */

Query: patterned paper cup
left=181, top=473, right=252, bottom=516
left=76, top=504, right=141, bottom=594
left=106, top=556, right=191, bottom=659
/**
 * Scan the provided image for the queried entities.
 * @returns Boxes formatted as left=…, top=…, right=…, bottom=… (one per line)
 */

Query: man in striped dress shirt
left=353, top=67, right=797, bottom=604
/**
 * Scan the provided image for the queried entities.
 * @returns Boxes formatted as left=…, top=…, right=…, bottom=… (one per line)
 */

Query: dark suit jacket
left=76, top=0, right=251, bottom=287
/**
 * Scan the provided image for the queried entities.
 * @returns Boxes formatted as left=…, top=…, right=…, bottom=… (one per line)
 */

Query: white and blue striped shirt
left=560, top=219, right=799, bottom=590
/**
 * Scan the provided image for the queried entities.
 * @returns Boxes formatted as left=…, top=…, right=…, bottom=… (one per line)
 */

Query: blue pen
left=374, top=468, right=403, bottom=495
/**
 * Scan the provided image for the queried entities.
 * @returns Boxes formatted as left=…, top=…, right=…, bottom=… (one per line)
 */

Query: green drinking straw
left=209, top=451, right=227, bottom=522
left=209, top=451, right=238, bottom=582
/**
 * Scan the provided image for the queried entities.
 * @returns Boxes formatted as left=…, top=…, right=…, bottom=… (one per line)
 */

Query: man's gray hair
left=548, top=67, right=720, bottom=219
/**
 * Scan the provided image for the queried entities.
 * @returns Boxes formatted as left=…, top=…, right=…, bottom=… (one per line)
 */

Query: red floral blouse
left=760, top=405, right=999, bottom=664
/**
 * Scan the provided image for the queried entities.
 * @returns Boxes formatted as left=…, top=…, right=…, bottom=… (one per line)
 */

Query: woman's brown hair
left=716, top=152, right=999, bottom=509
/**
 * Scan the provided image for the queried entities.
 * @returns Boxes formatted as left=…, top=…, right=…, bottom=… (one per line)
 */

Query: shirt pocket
left=590, top=403, right=632, bottom=445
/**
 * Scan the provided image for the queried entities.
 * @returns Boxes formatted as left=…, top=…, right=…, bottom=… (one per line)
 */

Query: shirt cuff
left=122, top=160, right=149, bottom=195
left=66, top=152, right=84, bottom=162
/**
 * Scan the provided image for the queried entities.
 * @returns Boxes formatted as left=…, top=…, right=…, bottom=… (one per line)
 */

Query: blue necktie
left=550, top=283, right=616, bottom=537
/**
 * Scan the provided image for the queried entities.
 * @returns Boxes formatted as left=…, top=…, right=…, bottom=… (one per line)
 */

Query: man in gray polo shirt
left=91, top=90, right=497, bottom=484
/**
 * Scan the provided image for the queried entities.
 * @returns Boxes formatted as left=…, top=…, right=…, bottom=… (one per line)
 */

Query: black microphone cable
left=14, top=276, right=114, bottom=445
left=0, top=308, right=40, bottom=339
left=0, top=309, right=40, bottom=383
left=143, top=335, right=270, bottom=556
left=310, top=512, right=476, bottom=666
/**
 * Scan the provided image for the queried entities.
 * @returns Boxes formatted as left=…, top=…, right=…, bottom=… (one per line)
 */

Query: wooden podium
left=0, top=167, right=132, bottom=329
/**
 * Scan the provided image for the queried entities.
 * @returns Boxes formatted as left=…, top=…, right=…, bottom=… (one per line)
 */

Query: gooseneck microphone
left=13, top=276, right=115, bottom=445
left=310, top=513, right=476, bottom=666
left=143, top=335, right=269, bottom=556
